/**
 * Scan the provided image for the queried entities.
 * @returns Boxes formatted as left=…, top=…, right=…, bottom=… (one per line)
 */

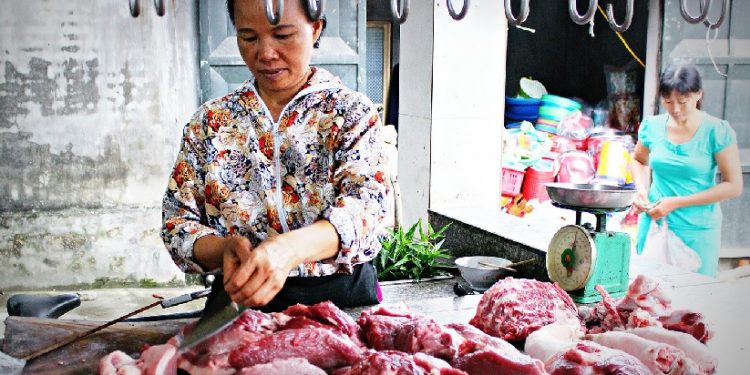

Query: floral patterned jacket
left=161, top=68, right=390, bottom=277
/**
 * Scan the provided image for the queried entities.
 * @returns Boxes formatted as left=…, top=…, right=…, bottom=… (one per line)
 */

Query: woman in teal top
left=632, top=64, right=743, bottom=276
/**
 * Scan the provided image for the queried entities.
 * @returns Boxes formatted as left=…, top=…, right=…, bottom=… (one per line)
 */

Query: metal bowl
left=455, top=256, right=512, bottom=291
left=544, top=183, right=637, bottom=209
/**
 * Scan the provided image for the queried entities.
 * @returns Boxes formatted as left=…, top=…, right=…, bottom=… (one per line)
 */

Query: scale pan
left=545, top=183, right=637, bottom=210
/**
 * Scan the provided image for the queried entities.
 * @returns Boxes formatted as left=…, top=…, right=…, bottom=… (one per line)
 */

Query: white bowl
left=455, top=256, right=512, bottom=291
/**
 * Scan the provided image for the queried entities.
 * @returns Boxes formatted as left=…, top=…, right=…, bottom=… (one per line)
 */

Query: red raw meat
left=335, top=350, right=465, bottom=375
left=447, top=323, right=546, bottom=375
left=617, top=275, right=672, bottom=318
left=279, top=301, right=364, bottom=346
left=546, top=341, right=651, bottom=375
left=469, top=278, right=581, bottom=341
left=357, top=313, right=456, bottom=360
left=658, top=309, right=712, bottom=344
left=228, top=327, right=363, bottom=369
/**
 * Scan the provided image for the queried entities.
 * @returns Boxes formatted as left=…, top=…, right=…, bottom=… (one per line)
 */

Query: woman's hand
left=222, top=235, right=298, bottom=307
left=646, top=197, right=682, bottom=220
left=631, top=191, right=651, bottom=214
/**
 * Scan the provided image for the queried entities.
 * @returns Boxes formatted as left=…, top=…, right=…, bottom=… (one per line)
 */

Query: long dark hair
left=226, top=0, right=326, bottom=48
left=659, top=64, right=703, bottom=109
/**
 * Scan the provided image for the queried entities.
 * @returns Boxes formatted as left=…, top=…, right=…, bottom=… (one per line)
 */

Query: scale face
left=547, top=224, right=631, bottom=304
left=547, top=225, right=597, bottom=291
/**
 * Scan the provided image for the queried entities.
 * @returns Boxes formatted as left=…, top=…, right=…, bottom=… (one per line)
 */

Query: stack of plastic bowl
left=505, top=97, right=541, bottom=129
left=535, top=94, right=582, bottom=134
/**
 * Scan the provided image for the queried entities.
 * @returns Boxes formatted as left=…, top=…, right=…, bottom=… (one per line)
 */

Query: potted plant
left=376, top=219, right=453, bottom=282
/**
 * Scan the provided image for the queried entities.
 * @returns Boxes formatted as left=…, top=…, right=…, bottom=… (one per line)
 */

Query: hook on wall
left=606, top=0, right=634, bottom=33
left=702, top=0, right=728, bottom=29
left=569, top=0, right=597, bottom=25
left=154, top=0, right=165, bottom=17
left=505, top=0, right=530, bottom=26
left=265, top=0, right=284, bottom=25
left=679, top=0, right=710, bottom=24
left=304, top=0, right=325, bottom=21
left=447, top=0, right=469, bottom=21
left=390, top=0, right=410, bottom=24
left=129, top=0, right=140, bottom=18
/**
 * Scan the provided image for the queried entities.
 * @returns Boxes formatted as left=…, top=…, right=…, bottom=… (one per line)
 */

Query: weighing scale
left=545, top=184, right=635, bottom=304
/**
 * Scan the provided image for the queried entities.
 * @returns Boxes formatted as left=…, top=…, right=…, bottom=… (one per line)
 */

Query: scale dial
left=547, top=225, right=597, bottom=291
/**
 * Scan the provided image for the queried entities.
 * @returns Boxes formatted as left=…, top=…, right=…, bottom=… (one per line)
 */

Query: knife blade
left=179, top=277, right=246, bottom=351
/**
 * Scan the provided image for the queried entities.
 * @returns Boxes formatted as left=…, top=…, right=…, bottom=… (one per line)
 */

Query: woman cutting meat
left=161, top=0, right=390, bottom=311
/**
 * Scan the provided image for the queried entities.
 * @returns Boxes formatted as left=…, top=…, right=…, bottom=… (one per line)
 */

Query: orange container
left=521, top=166, right=556, bottom=202
left=501, top=167, right=526, bottom=197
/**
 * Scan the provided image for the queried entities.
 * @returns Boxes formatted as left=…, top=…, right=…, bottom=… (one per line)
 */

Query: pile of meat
left=99, top=301, right=545, bottom=375
left=100, top=275, right=717, bottom=374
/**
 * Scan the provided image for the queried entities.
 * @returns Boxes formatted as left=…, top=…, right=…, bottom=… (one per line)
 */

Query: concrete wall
left=0, top=0, right=200, bottom=289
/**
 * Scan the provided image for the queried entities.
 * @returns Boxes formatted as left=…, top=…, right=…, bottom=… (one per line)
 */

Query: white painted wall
left=398, top=0, right=507, bottom=228
left=0, top=1, right=200, bottom=289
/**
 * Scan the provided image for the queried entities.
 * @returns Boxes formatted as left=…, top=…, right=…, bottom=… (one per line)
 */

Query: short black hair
left=226, top=0, right=326, bottom=48
left=659, top=64, right=703, bottom=97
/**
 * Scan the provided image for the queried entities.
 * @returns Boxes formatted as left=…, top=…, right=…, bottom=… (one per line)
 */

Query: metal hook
left=679, top=0, right=710, bottom=24
left=154, top=0, right=165, bottom=17
left=264, top=0, right=283, bottom=25
left=129, top=0, right=140, bottom=18
left=505, top=0, right=530, bottom=26
left=703, top=0, right=728, bottom=29
left=304, top=0, right=325, bottom=21
left=606, top=0, right=634, bottom=33
left=568, top=0, right=597, bottom=25
left=447, top=0, right=469, bottom=20
left=391, top=0, right=409, bottom=24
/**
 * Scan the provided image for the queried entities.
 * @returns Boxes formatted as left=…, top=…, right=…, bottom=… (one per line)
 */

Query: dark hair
left=659, top=64, right=703, bottom=109
left=659, top=64, right=703, bottom=97
left=226, top=0, right=326, bottom=48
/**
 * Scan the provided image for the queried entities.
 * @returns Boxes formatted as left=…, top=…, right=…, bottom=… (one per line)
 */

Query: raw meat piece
left=524, top=321, right=584, bottom=366
left=117, top=364, right=143, bottom=375
left=99, top=351, right=137, bottom=375
left=447, top=323, right=546, bottom=375
left=594, top=285, right=626, bottom=330
left=228, top=327, right=363, bottom=369
left=545, top=341, right=651, bottom=375
left=278, top=301, right=363, bottom=346
left=359, top=302, right=416, bottom=318
left=586, top=331, right=691, bottom=374
left=658, top=310, right=712, bottom=344
left=178, top=309, right=276, bottom=374
left=137, top=344, right=177, bottom=375
left=470, top=278, right=581, bottom=341
left=336, top=350, right=466, bottom=375
left=625, top=308, right=662, bottom=330
left=237, top=357, right=326, bottom=375
left=617, top=275, right=672, bottom=318
left=357, top=307, right=457, bottom=360
left=628, top=326, right=716, bottom=374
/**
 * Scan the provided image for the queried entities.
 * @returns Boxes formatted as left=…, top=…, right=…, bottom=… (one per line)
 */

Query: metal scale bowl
left=545, top=183, right=637, bottom=304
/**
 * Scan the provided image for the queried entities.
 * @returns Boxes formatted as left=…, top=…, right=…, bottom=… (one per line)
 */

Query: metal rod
left=447, top=0, right=469, bottom=20
left=505, top=0, right=530, bottom=26
left=129, top=0, right=140, bottom=18
left=154, top=0, right=165, bottom=17
left=264, top=0, right=283, bottom=25
left=304, top=0, right=325, bottom=21
left=391, top=0, right=410, bottom=24
left=20, top=300, right=163, bottom=361
left=606, top=0, right=634, bottom=33
left=680, top=0, right=710, bottom=24
left=569, top=0, right=597, bottom=25
left=703, top=0, right=728, bottom=29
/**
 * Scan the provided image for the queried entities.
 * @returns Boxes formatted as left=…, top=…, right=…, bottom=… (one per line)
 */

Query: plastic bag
left=640, top=220, right=702, bottom=272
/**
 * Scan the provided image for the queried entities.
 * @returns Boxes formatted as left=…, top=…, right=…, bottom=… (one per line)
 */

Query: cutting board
left=2, top=316, right=191, bottom=374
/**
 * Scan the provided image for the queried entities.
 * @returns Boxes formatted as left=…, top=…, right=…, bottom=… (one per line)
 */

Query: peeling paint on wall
left=0, top=131, right=128, bottom=211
